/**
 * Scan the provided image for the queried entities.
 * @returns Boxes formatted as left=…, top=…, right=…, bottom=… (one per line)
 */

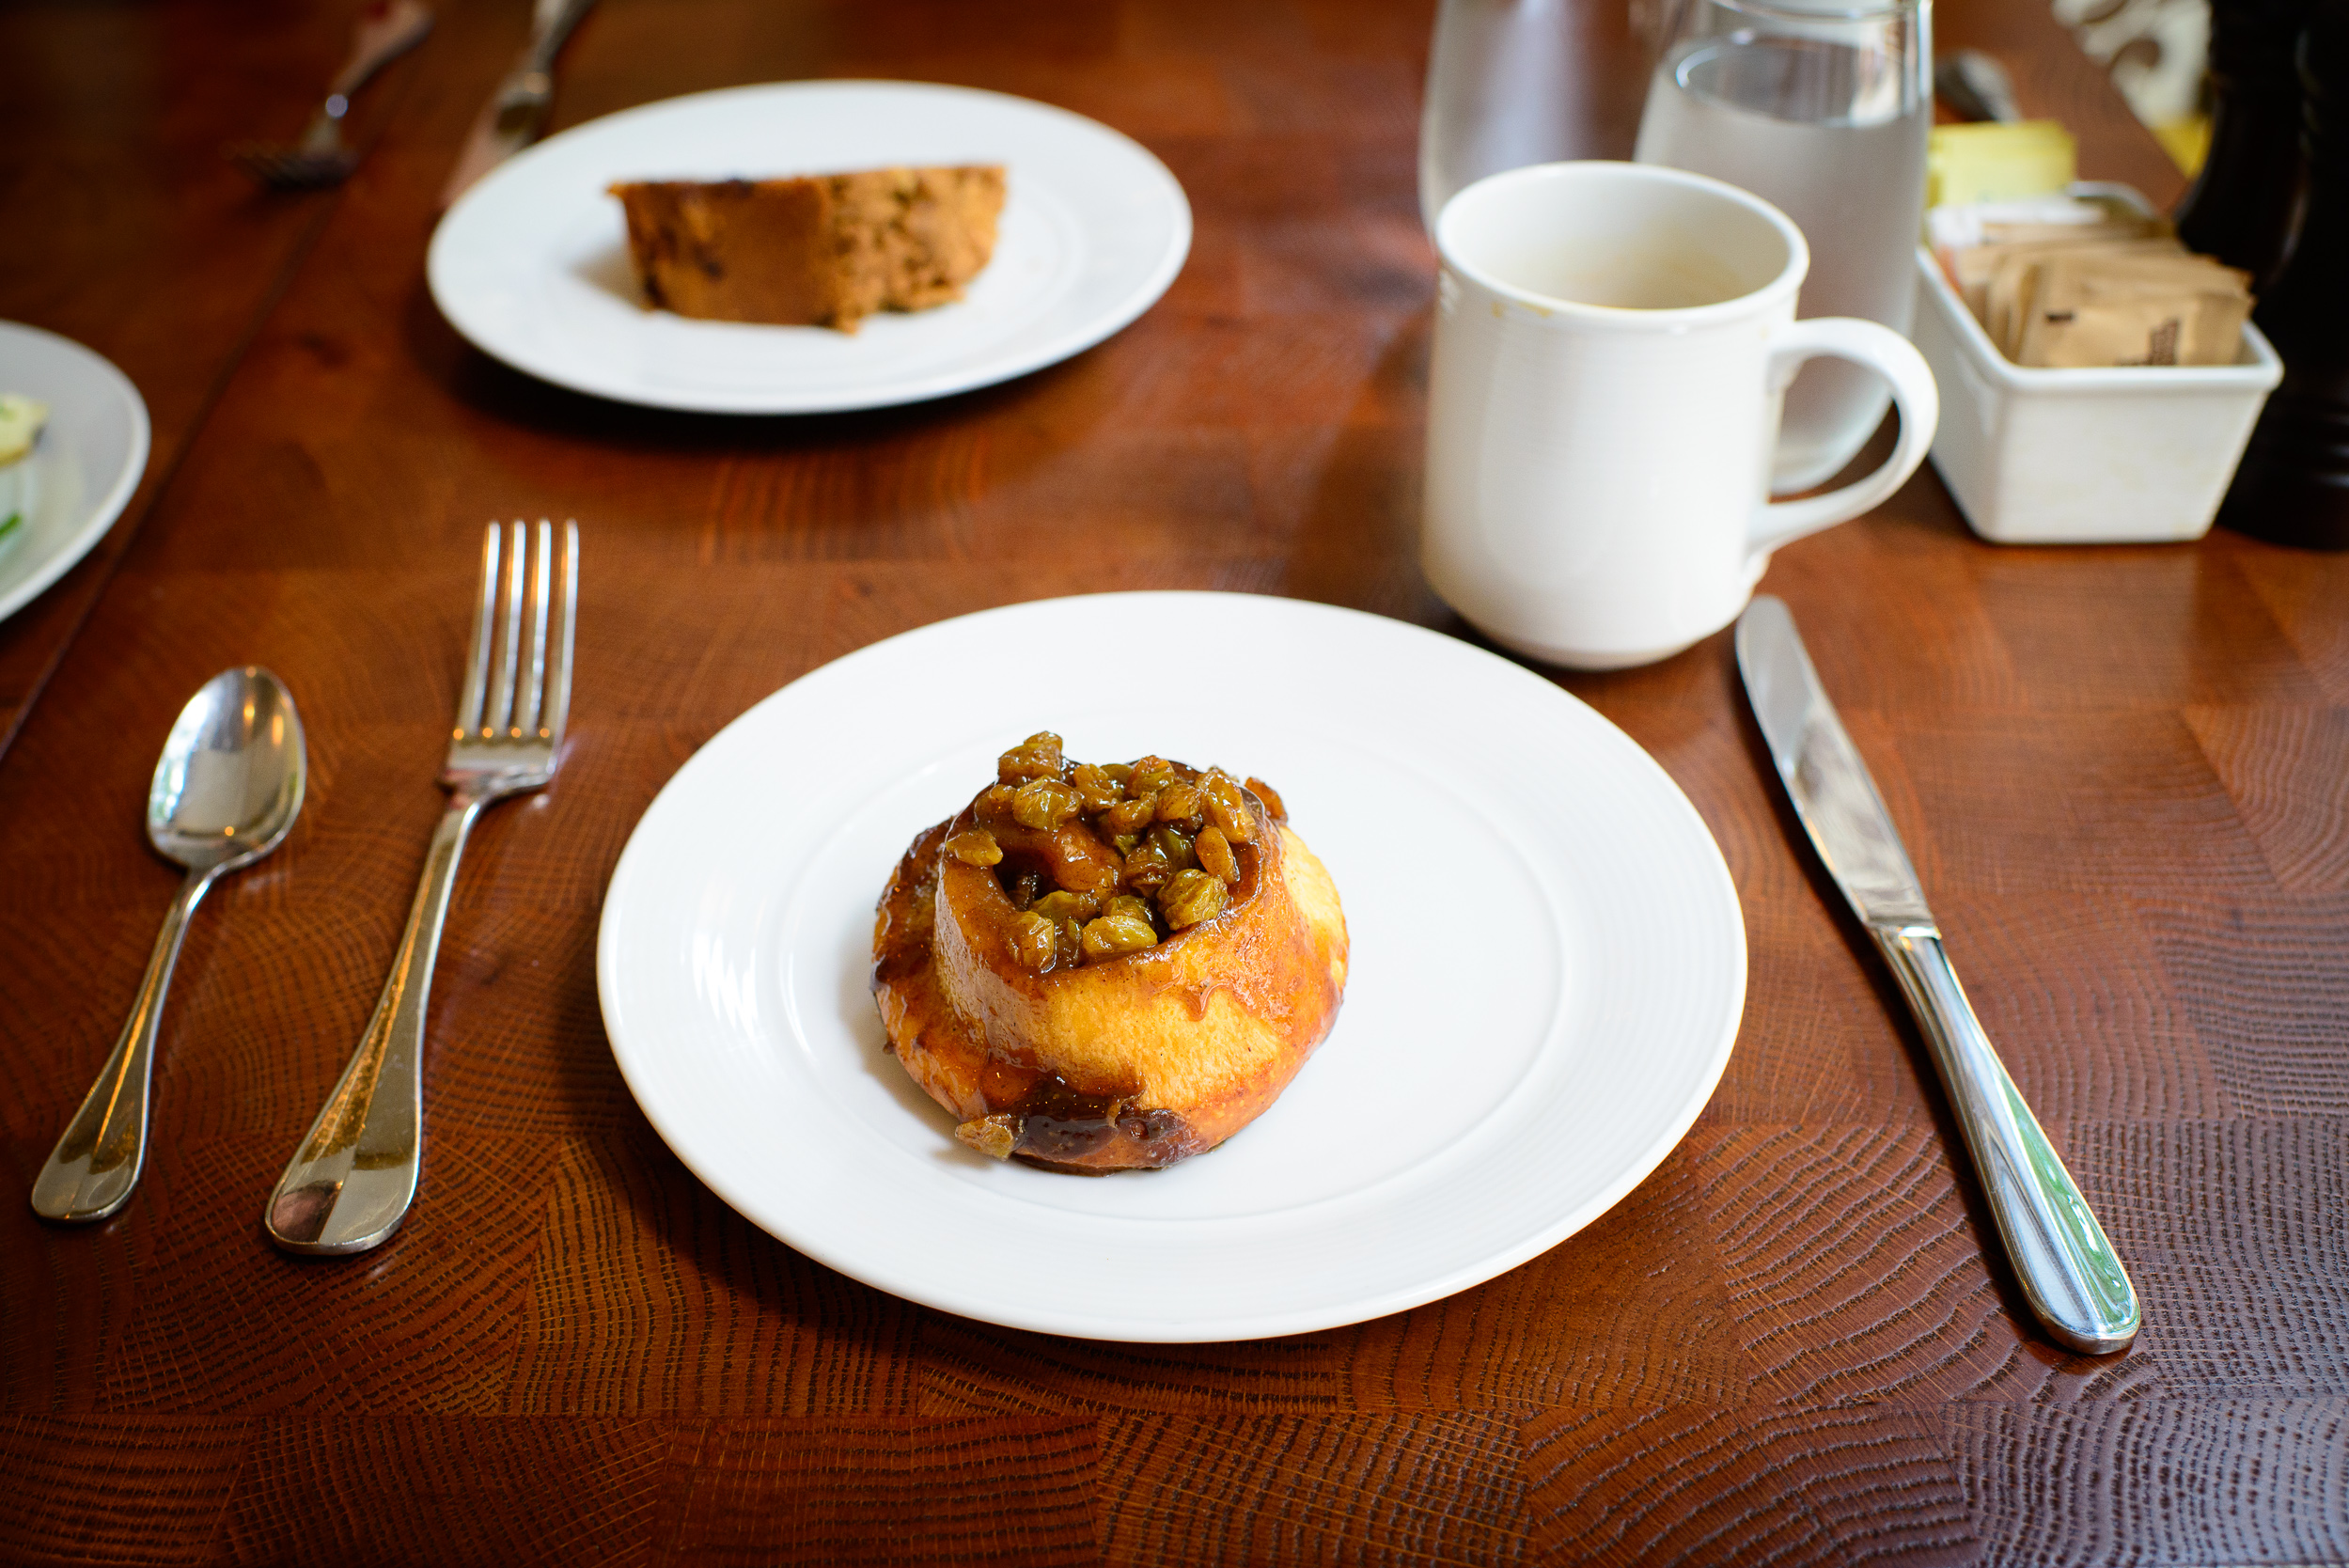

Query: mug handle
left=1747, top=316, right=1940, bottom=558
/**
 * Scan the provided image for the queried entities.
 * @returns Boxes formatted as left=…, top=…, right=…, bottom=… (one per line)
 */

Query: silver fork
left=265, top=521, right=577, bottom=1255
left=229, top=0, right=434, bottom=190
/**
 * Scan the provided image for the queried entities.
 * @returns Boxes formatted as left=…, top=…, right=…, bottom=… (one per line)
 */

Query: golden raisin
left=1008, top=912, right=1056, bottom=969
left=1103, top=796, right=1156, bottom=836
left=1104, top=894, right=1156, bottom=928
left=979, top=783, right=1020, bottom=824
left=1147, top=823, right=1198, bottom=870
left=1030, top=889, right=1103, bottom=926
left=1081, top=913, right=1158, bottom=959
left=997, top=732, right=1064, bottom=784
left=1130, top=757, right=1179, bottom=796
left=1121, top=841, right=1174, bottom=893
left=945, top=828, right=1003, bottom=867
left=1071, top=762, right=1125, bottom=813
left=1010, top=870, right=1041, bottom=910
left=1056, top=917, right=1085, bottom=967
left=1012, top=777, right=1081, bottom=831
left=1154, top=783, right=1205, bottom=828
left=1197, top=825, right=1237, bottom=885
left=1244, top=776, right=1288, bottom=823
left=1204, top=772, right=1258, bottom=843
left=1159, top=869, right=1229, bottom=930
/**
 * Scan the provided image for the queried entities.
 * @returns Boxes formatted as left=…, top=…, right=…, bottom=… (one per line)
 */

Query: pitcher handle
left=1748, top=316, right=1940, bottom=559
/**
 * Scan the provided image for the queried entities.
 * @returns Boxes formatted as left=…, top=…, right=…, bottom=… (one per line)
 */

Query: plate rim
left=426, top=78, right=1194, bottom=415
left=597, top=592, right=1746, bottom=1341
left=0, top=320, right=151, bottom=625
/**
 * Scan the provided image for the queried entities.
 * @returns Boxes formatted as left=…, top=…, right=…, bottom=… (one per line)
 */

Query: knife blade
left=436, top=0, right=598, bottom=210
left=1735, top=595, right=2140, bottom=1356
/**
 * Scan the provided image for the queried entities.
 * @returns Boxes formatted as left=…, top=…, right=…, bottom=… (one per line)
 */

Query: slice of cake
left=608, top=166, right=1006, bottom=332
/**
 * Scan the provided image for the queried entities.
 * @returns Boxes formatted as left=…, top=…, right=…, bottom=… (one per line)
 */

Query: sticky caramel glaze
left=871, top=792, right=1348, bottom=1172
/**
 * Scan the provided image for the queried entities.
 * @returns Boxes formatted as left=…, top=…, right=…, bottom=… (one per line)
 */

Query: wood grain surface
left=3, top=0, right=2344, bottom=1563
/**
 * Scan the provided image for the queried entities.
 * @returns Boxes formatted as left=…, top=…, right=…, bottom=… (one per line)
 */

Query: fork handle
left=265, top=788, right=485, bottom=1255
left=523, top=0, right=596, bottom=75
left=328, top=0, right=434, bottom=102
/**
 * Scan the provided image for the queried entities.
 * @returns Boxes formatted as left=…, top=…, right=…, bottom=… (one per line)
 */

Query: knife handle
left=1869, top=924, right=2140, bottom=1355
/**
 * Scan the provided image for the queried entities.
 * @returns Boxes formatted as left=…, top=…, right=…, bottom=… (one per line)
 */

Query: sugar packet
left=1933, top=193, right=2252, bottom=368
left=2014, top=251, right=2253, bottom=368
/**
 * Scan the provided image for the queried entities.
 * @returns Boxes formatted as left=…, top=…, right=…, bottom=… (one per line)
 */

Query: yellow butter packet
left=1927, top=121, right=2078, bottom=207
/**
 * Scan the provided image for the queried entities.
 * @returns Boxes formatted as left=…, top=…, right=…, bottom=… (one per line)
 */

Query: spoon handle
left=264, top=789, right=487, bottom=1254
left=33, top=868, right=216, bottom=1222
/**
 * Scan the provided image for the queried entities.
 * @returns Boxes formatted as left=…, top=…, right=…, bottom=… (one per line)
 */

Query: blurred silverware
left=1736, top=596, right=2140, bottom=1356
left=230, top=0, right=435, bottom=190
left=33, top=668, right=307, bottom=1223
left=265, top=520, right=576, bottom=1255
left=1936, top=49, right=2024, bottom=124
left=437, top=0, right=600, bottom=209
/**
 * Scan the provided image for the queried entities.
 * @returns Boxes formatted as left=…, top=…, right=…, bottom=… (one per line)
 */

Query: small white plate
left=600, top=595, right=1746, bottom=1341
left=428, top=81, right=1192, bottom=413
left=0, top=321, right=149, bottom=624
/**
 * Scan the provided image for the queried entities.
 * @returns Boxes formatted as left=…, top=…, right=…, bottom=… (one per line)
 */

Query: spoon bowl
left=148, top=667, right=307, bottom=871
left=31, top=666, right=306, bottom=1223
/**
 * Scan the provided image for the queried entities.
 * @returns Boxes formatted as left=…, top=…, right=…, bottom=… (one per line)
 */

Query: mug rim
left=1434, top=160, right=1811, bottom=326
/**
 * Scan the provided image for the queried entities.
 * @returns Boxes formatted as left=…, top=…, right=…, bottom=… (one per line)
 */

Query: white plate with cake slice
left=428, top=80, right=1191, bottom=414
left=597, top=593, right=1748, bottom=1341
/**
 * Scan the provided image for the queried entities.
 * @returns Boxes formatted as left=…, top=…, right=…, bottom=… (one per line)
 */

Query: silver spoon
left=31, top=667, right=307, bottom=1223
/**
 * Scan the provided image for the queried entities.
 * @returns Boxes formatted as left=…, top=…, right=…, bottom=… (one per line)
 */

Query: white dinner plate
left=0, top=321, right=149, bottom=624
left=428, top=81, right=1191, bottom=413
left=598, top=593, right=1746, bottom=1341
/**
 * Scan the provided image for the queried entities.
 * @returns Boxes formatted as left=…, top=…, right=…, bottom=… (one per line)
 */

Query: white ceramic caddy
left=598, top=593, right=1748, bottom=1341
left=1912, top=182, right=2283, bottom=545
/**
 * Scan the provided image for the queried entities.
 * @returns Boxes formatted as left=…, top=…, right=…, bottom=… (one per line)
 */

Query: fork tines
left=227, top=146, right=359, bottom=190
left=456, top=519, right=577, bottom=746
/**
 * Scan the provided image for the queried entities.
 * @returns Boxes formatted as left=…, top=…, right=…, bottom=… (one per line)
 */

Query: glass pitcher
left=1419, top=0, right=1594, bottom=234
left=1635, top=0, right=1932, bottom=491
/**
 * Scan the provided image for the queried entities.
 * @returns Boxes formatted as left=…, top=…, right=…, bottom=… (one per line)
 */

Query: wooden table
left=4, top=1, right=2343, bottom=1562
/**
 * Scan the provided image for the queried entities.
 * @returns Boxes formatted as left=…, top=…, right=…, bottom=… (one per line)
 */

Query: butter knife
left=1735, top=595, right=2140, bottom=1355
left=436, top=0, right=598, bottom=209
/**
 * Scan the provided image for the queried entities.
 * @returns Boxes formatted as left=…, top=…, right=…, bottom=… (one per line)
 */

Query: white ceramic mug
left=1423, top=161, right=1938, bottom=669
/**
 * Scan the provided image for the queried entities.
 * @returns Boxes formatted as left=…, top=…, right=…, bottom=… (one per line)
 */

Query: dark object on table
left=227, top=0, right=433, bottom=190
left=1935, top=50, right=2023, bottom=123
left=2175, top=0, right=2313, bottom=287
left=2219, top=0, right=2349, bottom=549
left=437, top=0, right=600, bottom=209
